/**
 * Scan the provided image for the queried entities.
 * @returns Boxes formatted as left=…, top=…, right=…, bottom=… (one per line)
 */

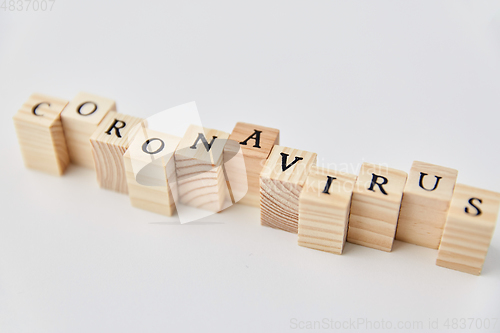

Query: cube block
left=13, top=93, right=70, bottom=176
left=90, top=112, right=144, bottom=193
left=436, top=184, right=500, bottom=275
left=174, top=125, right=230, bottom=212
left=124, top=124, right=181, bottom=216
left=396, top=161, right=458, bottom=249
left=347, top=162, right=407, bottom=252
left=61, top=92, right=116, bottom=168
left=298, top=166, right=356, bottom=254
left=224, top=122, right=279, bottom=207
left=260, top=145, right=317, bottom=233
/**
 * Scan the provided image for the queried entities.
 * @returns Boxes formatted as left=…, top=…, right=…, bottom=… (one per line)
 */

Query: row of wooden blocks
left=13, top=92, right=500, bottom=276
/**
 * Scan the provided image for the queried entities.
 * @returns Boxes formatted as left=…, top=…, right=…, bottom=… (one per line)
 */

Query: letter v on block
left=260, top=145, right=317, bottom=233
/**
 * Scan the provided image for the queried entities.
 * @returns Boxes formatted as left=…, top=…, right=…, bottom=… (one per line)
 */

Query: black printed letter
left=280, top=153, right=303, bottom=172
left=239, top=130, right=262, bottom=148
left=105, top=119, right=127, bottom=138
left=190, top=133, right=217, bottom=151
left=368, top=173, right=388, bottom=195
left=465, top=198, right=482, bottom=216
left=419, top=172, right=442, bottom=191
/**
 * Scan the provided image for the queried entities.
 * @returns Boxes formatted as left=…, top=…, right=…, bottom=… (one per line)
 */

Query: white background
left=1, top=1, right=500, bottom=332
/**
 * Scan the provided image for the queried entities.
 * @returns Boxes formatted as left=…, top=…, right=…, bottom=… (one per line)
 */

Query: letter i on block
left=174, top=125, right=230, bottom=212
left=260, top=146, right=317, bottom=233
left=61, top=92, right=116, bottom=168
left=124, top=124, right=181, bottom=216
left=396, top=161, right=458, bottom=249
left=298, top=166, right=356, bottom=254
left=13, top=93, right=69, bottom=175
left=436, top=184, right=500, bottom=275
left=90, top=113, right=144, bottom=193
left=224, top=122, right=280, bottom=207
left=347, top=162, right=407, bottom=251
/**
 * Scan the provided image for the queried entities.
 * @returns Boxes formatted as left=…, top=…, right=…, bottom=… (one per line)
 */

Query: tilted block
left=436, top=184, right=500, bottom=275
left=260, top=146, right=317, bottom=233
left=13, top=93, right=69, bottom=175
left=396, top=161, right=458, bottom=249
left=347, top=162, right=407, bottom=252
left=298, top=166, right=356, bottom=254
left=174, top=125, right=230, bottom=212
left=124, top=124, right=181, bottom=216
left=61, top=92, right=116, bottom=168
left=90, top=112, right=144, bottom=193
left=224, top=122, right=279, bottom=207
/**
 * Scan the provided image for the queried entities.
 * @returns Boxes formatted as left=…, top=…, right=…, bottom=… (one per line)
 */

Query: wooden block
left=13, top=93, right=69, bottom=175
left=61, top=92, right=116, bottom=168
left=260, top=146, right=317, bottom=233
left=298, top=166, right=356, bottom=254
left=396, top=161, right=458, bottom=249
left=174, top=125, right=230, bottom=212
left=347, top=162, right=407, bottom=252
left=124, top=124, right=181, bottom=216
left=436, top=184, right=500, bottom=275
left=90, top=112, right=144, bottom=193
left=224, top=122, right=279, bottom=207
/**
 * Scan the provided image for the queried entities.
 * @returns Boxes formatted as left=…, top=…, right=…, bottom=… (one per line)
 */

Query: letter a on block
left=13, top=93, right=70, bottom=175
left=90, top=112, right=144, bottom=193
left=123, top=123, right=181, bottom=216
left=224, top=122, right=280, bottom=207
left=396, top=161, right=458, bottom=249
left=436, top=184, right=500, bottom=275
left=347, top=162, right=407, bottom=252
left=260, top=146, right=317, bottom=233
left=298, top=166, right=356, bottom=254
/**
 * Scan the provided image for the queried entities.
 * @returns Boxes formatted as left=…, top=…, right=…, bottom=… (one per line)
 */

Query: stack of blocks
left=12, top=92, right=500, bottom=276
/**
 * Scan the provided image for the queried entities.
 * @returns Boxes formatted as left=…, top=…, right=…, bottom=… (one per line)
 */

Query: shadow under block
left=298, top=166, right=356, bottom=254
left=61, top=92, right=116, bottom=168
left=90, top=113, right=144, bottom=194
left=260, top=146, right=317, bottom=233
left=347, top=163, right=407, bottom=252
left=174, top=125, right=230, bottom=212
left=224, top=122, right=280, bottom=207
left=13, top=93, right=70, bottom=175
left=396, top=161, right=458, bottom=249
left=124, top=126, right=181, bottom=216
left=436, top=184, right=500, bottom=275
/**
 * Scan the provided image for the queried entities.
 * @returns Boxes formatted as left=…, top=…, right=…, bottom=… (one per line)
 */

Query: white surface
left=1, top=1, right=500, bottom=332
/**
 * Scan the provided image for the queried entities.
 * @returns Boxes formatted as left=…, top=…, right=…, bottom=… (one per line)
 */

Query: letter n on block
left=347, top=162, right=407, bottom=251
left=13, top=93, right=70, bottom=175
left=260, top=146, right=317, bottom=233
left=396, top=161, right=458, bottom=249
left=124, top=125, right=181, bottom=216
left=298, top=166, right=356, bottom=254
left=61, top=92, right=116, bottom=169
left=436, top=184, right=500, bottom=275
left=224, top=122, right=280, bottom=207
left=90, top=113, right=144, bottom=193
left=174, top=125, right=230, bottom=212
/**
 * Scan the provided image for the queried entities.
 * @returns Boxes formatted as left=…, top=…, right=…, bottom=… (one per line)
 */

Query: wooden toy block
left=174, top=125, right=230, bottom=212
left=436, top=184, right=500, bottom=275
left=90, top=112, right=144, bottom=193
left=298, top=166, right=356, bottom=254
left=123, top=124, right=181, bottom=216
left=13, top=93, right=70, bottom=175
left=61, top=92, right=116, bottom=168
left=396, top=161, right=458, bottom=249
left=224, top=122, right=280, bottom=207
left=260, top=146, right=317, bottom=233
left=347, top=162, right=407, bottom=252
